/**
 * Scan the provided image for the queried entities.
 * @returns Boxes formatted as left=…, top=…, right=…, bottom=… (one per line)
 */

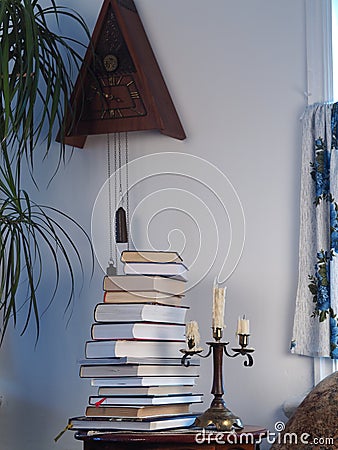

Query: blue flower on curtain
left=308, top=250, right=331, bottom=321
left=331, top=203, right=338, bottom=252
left=330, top=317, right=338, bottom=358
left=310, top=138, right=330, bottom=203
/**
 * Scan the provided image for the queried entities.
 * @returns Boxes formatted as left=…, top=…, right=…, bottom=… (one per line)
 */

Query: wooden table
left=75, top=426, right=267, bottom=450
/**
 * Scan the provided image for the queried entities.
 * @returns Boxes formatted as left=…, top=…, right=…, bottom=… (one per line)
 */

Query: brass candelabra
left=181, top=327, right=254, bottom=431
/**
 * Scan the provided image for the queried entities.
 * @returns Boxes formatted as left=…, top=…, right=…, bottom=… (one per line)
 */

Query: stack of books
left=69, top=251, right=201, bottom=432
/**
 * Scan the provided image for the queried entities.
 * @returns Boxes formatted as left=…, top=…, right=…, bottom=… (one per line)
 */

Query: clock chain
left=125, top=131, right=130, bottom=251
left=118, top=132, right=123, bottom=200
left=114, top=132, right=118, bottom=221
left=106, top=133, right=117, bottom=276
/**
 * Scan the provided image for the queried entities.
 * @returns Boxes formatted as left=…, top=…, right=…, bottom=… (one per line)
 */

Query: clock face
left=84, top=74, right=147, bottom=120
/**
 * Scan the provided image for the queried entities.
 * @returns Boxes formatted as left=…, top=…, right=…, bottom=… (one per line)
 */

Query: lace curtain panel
left=292, top=102, right=338, bottom=359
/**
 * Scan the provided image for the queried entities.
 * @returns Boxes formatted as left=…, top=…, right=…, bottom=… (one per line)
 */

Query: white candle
left=185, top=320, right=200, bottom=349
left=237, top=316, right=250, bottom=334
left=212, top=286, right=226, bottom=329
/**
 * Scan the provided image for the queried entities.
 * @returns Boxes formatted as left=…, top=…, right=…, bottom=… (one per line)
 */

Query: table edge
left=75, top=425, right=268, bottom=443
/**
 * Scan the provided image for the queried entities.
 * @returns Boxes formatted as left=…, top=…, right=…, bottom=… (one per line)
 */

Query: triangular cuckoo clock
left=61, top=0, right=186, bottom=148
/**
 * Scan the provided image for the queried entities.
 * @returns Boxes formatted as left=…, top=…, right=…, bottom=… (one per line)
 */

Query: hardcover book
left=90, top=376, right=198, bottom=387
left=85, top=339, right=185, bottom=359
left=103, top=275, right=186, bottom=296
left=123, top=262, right=188, bottom=281
left=88, top=394, right=203, bottom=406
left=68, top=414, right=196, bottom=431
left=94, top=302, right=188, bottom=324
left=103, top=290, right=183, bottom=305
left=79, top=357, right=200, bottom=366
left=121, top=251, right=183, bottom=264
left=97, top=385, right=194, bottom=396
left=85, top=402, right=190, bottom=418
left=90, top=322, right=185, bottom=341
left=80, top=363, right=199, bottom=378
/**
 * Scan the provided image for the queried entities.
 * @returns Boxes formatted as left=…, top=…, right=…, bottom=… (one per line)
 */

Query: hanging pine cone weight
left=115, top=207, right=128, bottom=243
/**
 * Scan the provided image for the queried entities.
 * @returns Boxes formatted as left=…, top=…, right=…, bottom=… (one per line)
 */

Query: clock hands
left=86, top=75, right=147, bottom=120
left=106, top=93, right=121, bottom=102
left=91, top=85, right=122, bottom=102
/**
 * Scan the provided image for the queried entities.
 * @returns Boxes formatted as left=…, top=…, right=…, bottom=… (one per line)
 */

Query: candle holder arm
left=223, top=344, right=255, bottom=367
left=180, top=347, right=212, bottom=367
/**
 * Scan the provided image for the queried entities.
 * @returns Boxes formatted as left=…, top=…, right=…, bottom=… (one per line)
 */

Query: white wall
left=0, top=1, right=317, bottom=449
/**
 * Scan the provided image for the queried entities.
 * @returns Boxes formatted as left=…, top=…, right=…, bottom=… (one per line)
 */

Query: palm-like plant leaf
left=0, top=0, right=94, bottom=343
left=0, top=0, right=90, bottom=164
left=0, top=167, right=94, bottom=343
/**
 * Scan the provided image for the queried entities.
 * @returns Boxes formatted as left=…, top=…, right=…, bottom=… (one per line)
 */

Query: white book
left=90, top=376, right=198, bottom=387
left=91, top=322, right=185, bottom=341
left=88, top=394, right=203, bottom=406
left=79, top=357, right=200, bottom=366
left=94, top=303, right=188, bottom=324
left=97, top=385, right=194, bottom=396
left=123, top=262, right=188, bottom=281
left=80, top=363, right=198, bottom=378
left=69, top=414, right=197, bottom=431
left=85, top=339, right=185, bottom=359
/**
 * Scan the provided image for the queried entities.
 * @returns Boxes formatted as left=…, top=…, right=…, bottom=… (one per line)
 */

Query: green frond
left=0, top=0, right=94, bottom=343
left=0, top=0, right=91, bottom=165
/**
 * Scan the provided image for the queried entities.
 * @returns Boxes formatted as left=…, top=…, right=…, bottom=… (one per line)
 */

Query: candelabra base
left=194, top=400, right=243, bottom=431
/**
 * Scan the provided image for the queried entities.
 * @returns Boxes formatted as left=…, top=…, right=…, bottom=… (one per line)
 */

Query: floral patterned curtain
left=292, top=103, right=338, bottom=359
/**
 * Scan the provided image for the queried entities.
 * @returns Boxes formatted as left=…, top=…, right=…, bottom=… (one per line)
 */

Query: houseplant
left=0, top=0, right=93, bottom=343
